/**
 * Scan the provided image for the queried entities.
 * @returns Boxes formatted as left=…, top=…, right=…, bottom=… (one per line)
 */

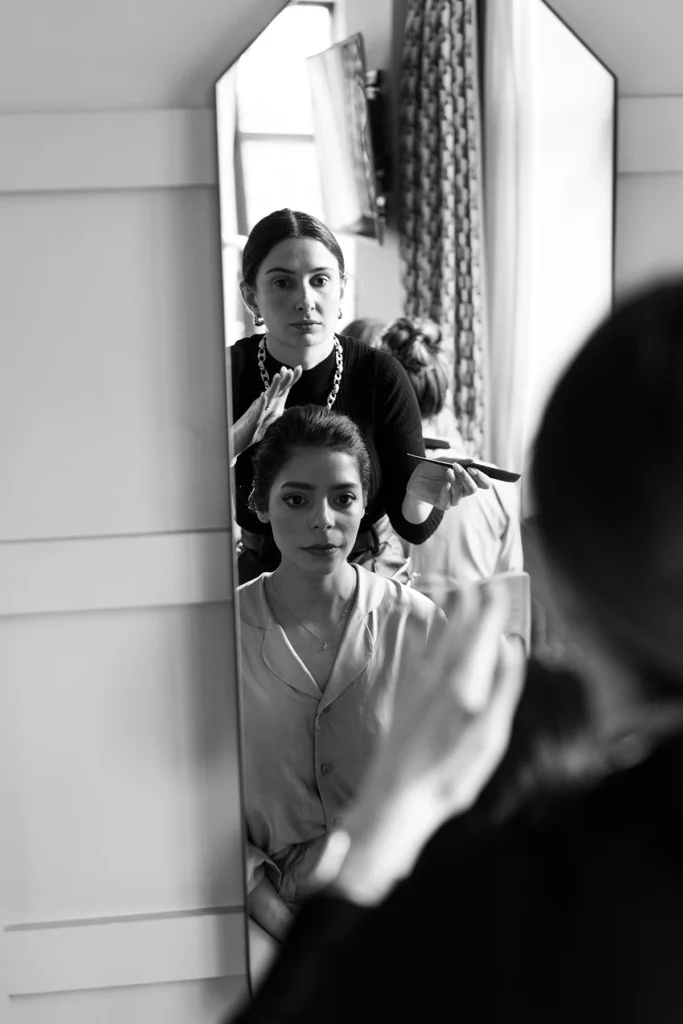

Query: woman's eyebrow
left=278, top=481, right=358, bottom=490
left=265, top=266, right=335, bottom=275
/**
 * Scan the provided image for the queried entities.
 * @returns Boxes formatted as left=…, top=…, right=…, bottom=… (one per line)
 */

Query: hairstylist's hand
left=231, top=366, right=303, bottom=461
left=406, top=458, right=491, bottom=512
left=317, top=583, right=526, bottom=904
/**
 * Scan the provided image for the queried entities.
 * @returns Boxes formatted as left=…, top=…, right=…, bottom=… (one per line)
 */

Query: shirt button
left=320, top=763, right=333, bottom=775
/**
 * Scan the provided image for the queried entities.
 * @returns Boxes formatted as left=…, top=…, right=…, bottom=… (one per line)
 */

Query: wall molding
left=2, top=907, right=246, bottom=996
left=0, top=531, right=234, bottom=617
left=0, top=109, right=218, bottom=194
left=3, top=99, right=681, bottom=189
left=619, top=96, right=683, bottom=175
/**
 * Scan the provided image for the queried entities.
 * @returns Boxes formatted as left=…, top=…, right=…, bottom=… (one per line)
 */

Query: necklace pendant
left=322, top=641, right=328, bottom=650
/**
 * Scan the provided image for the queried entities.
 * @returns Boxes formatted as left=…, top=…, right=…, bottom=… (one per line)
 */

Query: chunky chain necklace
left=257, top=335, right=344, bottom=410
left=269, top=576, right=355, bottom=651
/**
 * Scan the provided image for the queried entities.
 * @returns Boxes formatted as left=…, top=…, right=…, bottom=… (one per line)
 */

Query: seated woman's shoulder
left=236, top=572, right=269, bottom=623
left=359, top=565, right=444, bottom=623
left=401, top=583, right=448, bottom=625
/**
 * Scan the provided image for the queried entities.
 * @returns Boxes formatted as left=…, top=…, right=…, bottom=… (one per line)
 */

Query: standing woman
left=230, top=208, right=489, bottom=584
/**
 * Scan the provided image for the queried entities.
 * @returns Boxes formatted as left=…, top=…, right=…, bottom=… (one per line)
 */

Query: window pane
left=240, top=138, right=326, bottom=229
left=236, top=5, right=332, bottom=135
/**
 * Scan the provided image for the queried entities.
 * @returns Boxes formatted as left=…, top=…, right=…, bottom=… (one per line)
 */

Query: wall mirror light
left=214, top=0, right=616, bottom=998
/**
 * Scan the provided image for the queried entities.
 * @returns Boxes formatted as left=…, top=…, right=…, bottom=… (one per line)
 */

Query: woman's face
left=257, top=446, right=365, bottom=575
left=243, top=237, right=345, bottom=354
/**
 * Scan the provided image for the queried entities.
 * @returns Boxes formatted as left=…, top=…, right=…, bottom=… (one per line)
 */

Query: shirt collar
left=238, top=566, right=388, bottom=703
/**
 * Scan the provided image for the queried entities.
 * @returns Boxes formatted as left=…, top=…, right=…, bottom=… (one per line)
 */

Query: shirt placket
left=314, top=701, right=342, bottom=830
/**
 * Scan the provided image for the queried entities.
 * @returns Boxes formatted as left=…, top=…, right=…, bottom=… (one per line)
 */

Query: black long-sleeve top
left=230, top=335, right=444, bottom=544
left=229, top=731, right=683, bottom=1023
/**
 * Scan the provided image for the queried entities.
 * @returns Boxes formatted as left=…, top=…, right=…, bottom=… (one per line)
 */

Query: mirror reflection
left=215, top=0, right=615, bottom=994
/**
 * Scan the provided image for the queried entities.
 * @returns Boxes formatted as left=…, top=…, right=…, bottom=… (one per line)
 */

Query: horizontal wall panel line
left=617, top=169, right=683, bottom=178
left=0, top=531, right=235, bottom=617
left=0, top=110, right=219, bottom=194
left=5, top=904, right=243, bottom=932
left=2, top=908, right=247, bottom=996
left=618, top=96, right=683, bottom=174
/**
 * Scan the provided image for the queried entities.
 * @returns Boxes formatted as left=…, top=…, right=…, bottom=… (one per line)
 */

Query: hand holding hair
left=231, top=365, right=303, bottom=461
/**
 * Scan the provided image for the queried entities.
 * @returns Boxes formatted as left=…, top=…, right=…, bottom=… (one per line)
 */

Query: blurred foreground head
left=532, top=279, right=683, bottom=689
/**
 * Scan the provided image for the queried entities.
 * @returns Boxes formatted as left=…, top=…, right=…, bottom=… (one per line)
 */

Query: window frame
left=233, top=1, right=336, bottom=235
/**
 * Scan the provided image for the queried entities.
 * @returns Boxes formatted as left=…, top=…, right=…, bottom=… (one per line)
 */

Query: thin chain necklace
left=269, top=575, right=355, bottom=651
left=257, top=334, right=344, bottom=410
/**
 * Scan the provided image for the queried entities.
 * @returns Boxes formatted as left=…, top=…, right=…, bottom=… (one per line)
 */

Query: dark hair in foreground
left=463, top=280, right=683, bottom=834
left=241, top=209, right=346, bottom=288
left=532, top=279, right=683, bottom=687
left=249, top=405, right=371, bottom=513
left=381, top=316, right=449, bottom=418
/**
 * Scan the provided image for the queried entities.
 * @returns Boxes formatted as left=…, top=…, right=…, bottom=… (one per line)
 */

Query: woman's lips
left=302, top=544, right=339, bottom=556
left=291, top=321, right=322, bottom=331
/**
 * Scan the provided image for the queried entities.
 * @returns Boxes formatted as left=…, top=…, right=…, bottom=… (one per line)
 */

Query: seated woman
left=230, top=278, right=683, bottom=1024
left=237, top=404, right=446, bottom=941
left=381, top=316, right=523, bottom=591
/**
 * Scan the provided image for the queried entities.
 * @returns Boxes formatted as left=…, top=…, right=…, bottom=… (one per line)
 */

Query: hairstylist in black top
left=230, top=208, right=490, bottom=584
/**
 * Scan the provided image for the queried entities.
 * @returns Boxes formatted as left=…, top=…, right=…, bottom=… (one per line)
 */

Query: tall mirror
left=215, top=0, right=616, bottom=995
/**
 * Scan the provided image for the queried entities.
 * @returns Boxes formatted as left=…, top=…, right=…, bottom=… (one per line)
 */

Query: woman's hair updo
left=249, top=405, right=371, bottom=514
left=241, top=209, right=346, bottom=288
left=380, top=316, right=449, bottom=419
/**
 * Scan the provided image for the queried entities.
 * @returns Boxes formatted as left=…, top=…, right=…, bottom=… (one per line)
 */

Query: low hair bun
left=381, top=317, right=444, bottom=371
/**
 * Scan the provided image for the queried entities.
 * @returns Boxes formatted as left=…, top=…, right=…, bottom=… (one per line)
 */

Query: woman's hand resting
left=231, top=365, right=303, bottom=461
left=248, top=876, right=296, bottom=943
left=315, top=582, right=526, bottom=904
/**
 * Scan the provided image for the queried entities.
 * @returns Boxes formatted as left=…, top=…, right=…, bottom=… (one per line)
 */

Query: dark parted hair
left=248, top=405, right=371, bottom=513
left=532, top=278, right=683, bottom=688
left=241, top=209, right=346, bottom=288
left=454, top=280, right=683, bottom=839
left=341, top=318, right=385, bottom=350
left=380, top=316, right=449, bottom=419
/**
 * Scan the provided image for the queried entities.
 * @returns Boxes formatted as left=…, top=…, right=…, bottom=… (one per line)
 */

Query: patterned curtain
left=400, top=0, right=487, bottom=457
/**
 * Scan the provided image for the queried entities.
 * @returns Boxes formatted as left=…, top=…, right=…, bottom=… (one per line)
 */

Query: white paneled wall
left=547, top=1, right=683, bottom=295
left=0, top=107, right=249, bottom=1023
left=616, top=97, right=683, bottom=291
left=0, top=2, right=292, bottom=1019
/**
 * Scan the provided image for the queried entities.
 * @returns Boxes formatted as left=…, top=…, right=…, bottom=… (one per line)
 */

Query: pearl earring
left=252, top=313, right=265, bottom=327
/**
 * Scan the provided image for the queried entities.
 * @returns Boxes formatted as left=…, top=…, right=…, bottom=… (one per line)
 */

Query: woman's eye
left=283, top=494, right=306, bottom=507
left=272, top=279, right=290, bottom=289
left=311, top=275, right=330, bottom=287
left=336, top=493, right=358, bottom=508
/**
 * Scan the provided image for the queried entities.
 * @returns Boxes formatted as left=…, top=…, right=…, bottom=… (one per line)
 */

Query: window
left=217, top=2, right=355, bottom=346
left=235, top=3, right=334, bottom=231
